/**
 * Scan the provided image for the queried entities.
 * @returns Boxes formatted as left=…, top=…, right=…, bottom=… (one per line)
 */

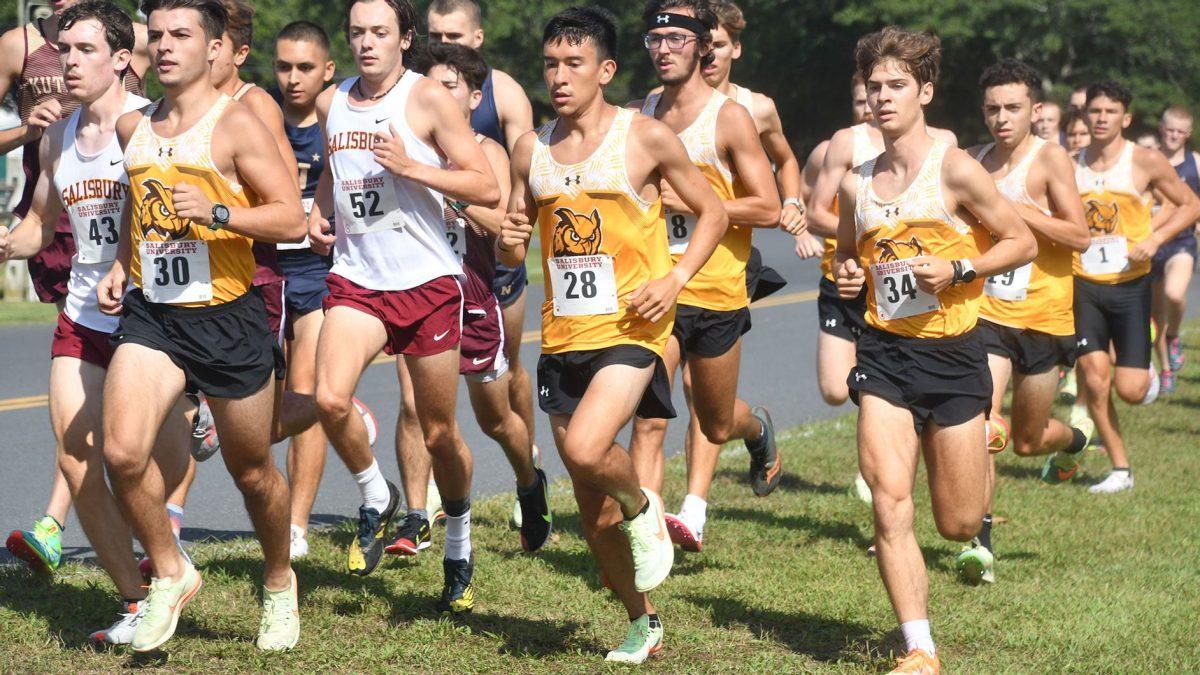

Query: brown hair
left=1061, top=108, right=1088, bottom=134
left=855, top=26, right=941, bottom=87
left=851, top=70, right=864, bottom=89
left=219, top=0, right=253, bottom=50
left=711, top=0, right=745, bottom=43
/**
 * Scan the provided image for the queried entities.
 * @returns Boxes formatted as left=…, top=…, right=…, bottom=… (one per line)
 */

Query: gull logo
left=825, top=318, right=838, bottom=328
left=854, top=372, right=867, bottom=382
left=539, top=386, right=550, bottom=397
left=433, top=329, right=451, bottom=341
left=656, top=14, right=671, bottom=24
left=472, top=356, right=492, bottom=366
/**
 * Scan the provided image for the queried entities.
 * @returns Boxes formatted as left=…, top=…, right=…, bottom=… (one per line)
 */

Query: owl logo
left=875, top=235, right=926, bottom=262
left=551, top=207, right=603, bottom=256
left=139, top=178, right=190, bottom=240
left=1084, top=199, right=1119, bottom=234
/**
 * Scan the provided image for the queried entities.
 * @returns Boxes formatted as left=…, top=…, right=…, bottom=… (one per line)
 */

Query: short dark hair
left=543, top=6, right=618, bottom=62
left=642, top=0, right=716, bottom=54
left=1086, top=80, right=1133, bottom=110
left=141, top=0, right=227, bottom=42
left=1061, top=108, right=1088, bottom=134
left=426, top=41, right=487, bottom=91
left=276, top=20, right=330, bottom=54
left=711, top=0, right=744, bottom=43
left=219, top=0, right=253, bottom=50
left=978, top=58, right=1043, bottom=102
left=428, top=0, right=481, bottom=27
left=343, top=0, right=418, bottom=36
left=855, top=25, right=941, bottom=87
left=59, top=0, right=135, bottom=54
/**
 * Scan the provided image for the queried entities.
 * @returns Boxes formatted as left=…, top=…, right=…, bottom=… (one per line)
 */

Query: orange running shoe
left=889, top=648, right=940, bottom=674
left=986, top=415, right=1010, bottom=454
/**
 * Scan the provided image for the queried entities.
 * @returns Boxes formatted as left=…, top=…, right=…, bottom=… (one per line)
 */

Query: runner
left=308, top=0, right=499, bottom=614
left=1072, top=81, right=1200, bottom=493
left=1063, top=108, right=1091, bottom=154
left=835, top=27, right=1035, bottom=673
left=1034, top=100, right=1062, bottom=143
left=499, top=6, right=726, bottom=662
left=1152, top=106, right=1200, bottom=394
left=627, top=0, right=781, bottom=555
left=0, top=0, right=147, bottom=578
left=957, top=59, right=1092, bottom=585
left=97, top=0, right=305, bottom=651
left=426, top=0, right=538, bottom=489
left=384, top=41, right=551, bottom=558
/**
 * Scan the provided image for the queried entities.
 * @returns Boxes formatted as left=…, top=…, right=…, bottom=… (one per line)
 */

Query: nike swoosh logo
left=472, top=356, right=492, bottom=365
left=375, top=117, right=389, bottom=124
left=110, top=159, right=123, bottom=165
left=433, top=330, right=450, bottom=341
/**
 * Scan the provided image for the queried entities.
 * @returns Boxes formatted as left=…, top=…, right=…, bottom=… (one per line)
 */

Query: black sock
left=626, top=497, right=650, bottom=521
left=517, top=471, right=541, bottom=497
left=443, top=497, right=471, bottom=518
left=978, top=514, right=993, bottom=552
left=1066, top=427, right=1088, bottom=454
left=1112, top=467, right=1131, bottom=475
left=647, top=613, right=662, bottom=630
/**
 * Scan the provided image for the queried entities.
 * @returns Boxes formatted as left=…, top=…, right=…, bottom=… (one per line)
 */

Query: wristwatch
left=783, top=197, right=805, bottom=212
left=952, top=258, right=977, bottom=285
left=210, top=203, right=230, bottom=231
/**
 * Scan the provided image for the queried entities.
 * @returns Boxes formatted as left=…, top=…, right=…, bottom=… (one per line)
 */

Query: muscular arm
left=402, top=79, right=500, bottom=207
left=130, top=23, right=150, bottom=79
left=497, top=131, right=537, bottom=268
left=0, top=28, right=36, bottom=156
left=754, top=95, right=801, bottom=207
left=222, top=107, right=305, bottom=242
left=491, top=69, right=533, bottom=155
left=460, top=137, right=511, bottom=237
left=1026, top=144, right=1090, bottom=251
left=807, top=129, right=855, bottom=238
left=717, top=101, right=779, bottom=227
left=1142, top=146, right=1200, bottom=243
left=945, top=149, right=1036, bottom=277
left=240, top=87, right=300, bottom=191
left=2, top=128, right=63, bottom=259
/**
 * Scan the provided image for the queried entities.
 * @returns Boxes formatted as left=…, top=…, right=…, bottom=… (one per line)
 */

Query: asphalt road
left=0, top=228, right=1196, bottom=561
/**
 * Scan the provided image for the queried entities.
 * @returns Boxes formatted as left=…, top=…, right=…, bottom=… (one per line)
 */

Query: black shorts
left=672, top=304, right=751, bottom=359
left=1150, top=232, right=1197, bottom=281
left=112, top=288, right=285, bottom=399
left=537, top=345, right=676, bottom=420
left=492, top=261, right=528, bottom=308
left=978, top=319, right=1076, bottom=375
left=746, top=245, right=787, bottom=302
left=817, top=276, right=867, bottom=342
left=849, top=328, right=992, bottom=433
left=279, top=248, right=332, bottom=318
left=1073, top=275, right=1152, bottom=369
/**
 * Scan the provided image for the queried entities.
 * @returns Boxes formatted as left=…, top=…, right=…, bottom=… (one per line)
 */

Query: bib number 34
left=871, top=260, right=940, bottom=321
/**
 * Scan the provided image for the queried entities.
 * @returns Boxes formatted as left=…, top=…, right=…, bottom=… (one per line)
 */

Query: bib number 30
left=549, top=254, right=618, bottom=316
left=139, top=240, right=213, bottom=304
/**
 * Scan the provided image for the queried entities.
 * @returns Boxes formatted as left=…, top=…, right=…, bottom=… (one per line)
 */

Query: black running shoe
left=437, top=555, right=475, bottom=614
left=346, top=480, right=400, bottom=576
left=384, top=513, right=431, bottom=556
left=746, top=406, right=782, bottom=496
left=517, top=469, right=552, bottom=552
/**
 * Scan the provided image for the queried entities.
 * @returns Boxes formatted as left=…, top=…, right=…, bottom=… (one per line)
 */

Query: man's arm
left=497, top=131, right=537, bottom=268
left=807, top=128, right=855, bottom=238
left=1132, top=146, right=1200, bottom=261
left=717, top=101, right=779, bottom=227
left=833, top=170, right=866, bottom=299
left=490, top=69, right=534, bottom=155
left=306, top=86, right=338, bottom=254
left=0, top=27, right=36, bottom=156
left=1027, top=143, right=1090, bottom=252
left=753, top=94, right=804, bottom=233
left=0, top=128, right=64, bottom=259
left=240, top=86, right=300, bottom=190
left=460, top=137, right=511, bottom=237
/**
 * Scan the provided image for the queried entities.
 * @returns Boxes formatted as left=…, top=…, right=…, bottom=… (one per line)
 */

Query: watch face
left=214, top=204, right=230, bottom=222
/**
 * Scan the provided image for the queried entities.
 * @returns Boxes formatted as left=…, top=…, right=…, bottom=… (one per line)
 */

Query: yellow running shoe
left=889, top=648, right=940, bottom=674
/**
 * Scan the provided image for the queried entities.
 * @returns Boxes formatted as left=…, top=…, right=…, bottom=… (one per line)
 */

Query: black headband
left=645, top=12, right=707, bottom=36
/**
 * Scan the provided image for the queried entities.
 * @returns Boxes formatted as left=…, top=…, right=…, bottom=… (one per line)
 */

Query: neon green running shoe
left=956, top=540, right=994, bottom=585
left=605, top=614, right=664, bottom=664
left=5, top=516, right=63, bottom=575
left=132, top=563, right=203, bottom=652
left=256, top=570, right=300, bottom=651
left=1041, top=418, right=1095, bottom=485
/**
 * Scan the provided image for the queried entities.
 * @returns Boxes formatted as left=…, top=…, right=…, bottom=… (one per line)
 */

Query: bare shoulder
left=1035, top=140, right=1072, bottom=167
left=929, top=126, right=958, bottom=147
left=240, top=86, right=283, bottom=121
left=1132, top=143, right=1171, bottom=174
left=218, top=99, right=269, bottom=136
left=0, top=25, right=26, bottom=77
left=807, top=139, right=830, bottom=166
left=116, top=106, right=148, bottom=143
left=630, top=111, right=677, bottom=147
left=489, top=68, right=525, bottom=94
left=480, top=136, right=508, bottom=163
left=717, top=96, right=756, bottom=127
left=749, top=90, right=780, bottom=128
left=964, top=142, right=987, bottom=158
left=943, top=145, right=990, bottom=189
left=315, top=82, right=338, bottom=115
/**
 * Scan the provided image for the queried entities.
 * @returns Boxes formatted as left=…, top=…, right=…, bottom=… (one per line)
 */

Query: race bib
left=139, top=240, right=212, bottom=304
left=984, top=262, right=1034, bottom=302
left=871, top=259, right=940, bottom=321
left=444, top=217, right=467, bottom=263
left=1080, top=235, right=1129, bottom=276
left=278, top=197, right=314, bottom=251
left=336, top=175, right=403, bottom=235
left=548, top=254, right=618, bottom=317
left=665, top=210, right=695, bottom=255
left=74, top=211, right=121, bottom=264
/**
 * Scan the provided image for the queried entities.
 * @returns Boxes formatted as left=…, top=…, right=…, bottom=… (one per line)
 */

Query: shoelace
left=357, top=506, right=382, bottom=548
left=141, top=578, right=175, bottom=626
left=618, top=620, right=649, bottom=652
left=259, top=593, right=294, bottom=633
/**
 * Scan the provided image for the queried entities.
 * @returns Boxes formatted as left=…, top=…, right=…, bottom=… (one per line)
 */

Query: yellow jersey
left=854, top=140, right=989, bottom=338
left=124, top=95, right=255, bottom=307
left=822, top=123, right=880, bottom=280
left=1073, top=140, right=1153, bottom=284
left=530, top=107, right=674, bottom=355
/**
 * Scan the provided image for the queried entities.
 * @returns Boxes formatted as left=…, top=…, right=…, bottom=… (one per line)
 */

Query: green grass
left=3, top=333, right=1200, bottom=672
left=0, top=301, right=57, bottom=325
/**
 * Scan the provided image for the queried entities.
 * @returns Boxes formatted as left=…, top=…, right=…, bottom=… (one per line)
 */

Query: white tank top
left=851, top=122, right=880, bottom=168
left=1075, top=139, right=1140, bottom=196
left=976, top=137, right=1051, bottom=214
left=855, top=140, right=968, bottom=238
left=326, top=71, right=459, bottom=291
left=53, top=93, right=150, bottom=332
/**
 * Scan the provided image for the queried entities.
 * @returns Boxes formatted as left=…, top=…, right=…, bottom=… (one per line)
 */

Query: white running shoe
left=89, top=600, right=147, bottom=645
left=619, top=488, right=674, bottom=593
left=352, top=398, right=379, bottom=446
left=1088, top=471, right=1134, bottom=494
left=289, top=524, right=309, bottom=560
left=1141, top=365, right=1160, bottom=405
left=852, top=472, right=873, bottom=504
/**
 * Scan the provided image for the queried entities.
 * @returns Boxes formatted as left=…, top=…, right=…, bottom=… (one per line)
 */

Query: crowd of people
left=0, top=0, right=1196, bottom=672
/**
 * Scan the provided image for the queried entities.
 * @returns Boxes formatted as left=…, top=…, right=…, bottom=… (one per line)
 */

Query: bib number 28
left=549, top=254, right=618, bottom=316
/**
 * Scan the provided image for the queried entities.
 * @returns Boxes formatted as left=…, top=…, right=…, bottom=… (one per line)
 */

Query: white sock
left=1141, top=364, right=1160, bottom=405
left=352, top=460, right=390, bottom=512
left=900, top=619, right=936, bottom=655
left=444, top=509, right=472, bottom=561
left=678, top=493, right=708, bottom=534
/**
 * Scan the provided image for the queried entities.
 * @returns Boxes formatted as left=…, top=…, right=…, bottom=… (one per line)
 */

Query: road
left=1, top=228, right=1196, bottom=560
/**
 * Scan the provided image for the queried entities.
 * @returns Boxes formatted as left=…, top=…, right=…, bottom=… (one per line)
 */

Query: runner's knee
left=1114, top=377, right=1148, bottom=405
left=102, top=438, right=151, bottom=483
left=819, top=380, right=850, bottom=406
left=933, top=509, right=981, bottom=542
left=698, top=415, right=736, bottom=445
left=314, top=382, right=354, bottom=421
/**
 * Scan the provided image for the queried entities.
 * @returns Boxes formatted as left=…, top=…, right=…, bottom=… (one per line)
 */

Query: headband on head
left=645, top=12, right=707, bottom=36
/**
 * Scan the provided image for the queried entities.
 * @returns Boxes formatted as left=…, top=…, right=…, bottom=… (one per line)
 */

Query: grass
left=0, top=300, right=57, bottom=325
left=2, top=333, right=1199, bottom=672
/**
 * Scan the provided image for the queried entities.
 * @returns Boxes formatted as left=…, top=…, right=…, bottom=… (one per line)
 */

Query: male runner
left=385, top=41, right=551, bottom=558
left=1068, top=85, right=1087, bottom=114
left=1071, top=81, right=1200, bottom=493
left=1034, top=100, right=1062, bottom=143
left=0, top=0, right=147, bottom=577
left=426, top=0, right=538, bottom=480
left=308, top=0, right=499, bottom=614
left=0, top=1, right=193, bottom=644
left=1063, top=108, right=1091, bottom=154
left=627, top=0, right=780, bottom=555
left=1152, top=106, right=1200, bottom=393
left=956, top=59, right=1092, bottom=584
left=98, top=0, right=305, bottom=651
left=500, top=6, right=727, bottom=662
left=835, top=27, right=1034, bottom=672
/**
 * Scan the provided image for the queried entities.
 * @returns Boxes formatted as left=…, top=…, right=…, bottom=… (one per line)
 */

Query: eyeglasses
left=643, top=32, right=696, bottom=51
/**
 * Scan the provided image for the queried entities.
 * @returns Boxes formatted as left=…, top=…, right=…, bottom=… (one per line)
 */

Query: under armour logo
left=656, top=14, right=670, bottom=24
left=825, top=318, right=837, bottom=328
left=158, top=146, right=174, bottom=158
left=884, top=205, right=901, bottom=218
left=1077, top=338, right=1089, bottom=347
left=540, top=386, right=550, bottom=397
left=855, top=372, right=867, bottom=382
left=565, top=175, right=581, bottom=186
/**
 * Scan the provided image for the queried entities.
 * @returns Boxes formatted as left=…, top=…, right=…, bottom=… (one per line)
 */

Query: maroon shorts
left=460, top=294, right=508, bottom=381
left=51, top=312, right=114, bottom=368
left=257, top=279, right=286, bottom=344
left=324, top=273, right=462, bottom=356
left=27, top=228, right=75, bottom=304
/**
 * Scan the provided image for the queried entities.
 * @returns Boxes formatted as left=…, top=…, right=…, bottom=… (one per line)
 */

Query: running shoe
left=427, top=479, right=446, bottom=524
left=888, top=648, right=940, bottom=674
left=1088, top=471, right=1134, bottom=494
left=986, top=415, right=1010, bottom=454
left=437, top=555, right=475, bottom=614
left=289, top=524, right=309, bottom=560
left=89, top=600, right=146, bottom=645
left=189, top=393, right=221, bottom=462
left=139, top=529, right=194, bottom=584
left=384, top=513, right=431, bottom=556
left=347, top=480, right=400, bottom=576
left=518, top=468, right=552, bottom=552
left=1167, top=336, right=1185, bottom=372
left=955, top=538, right=994, bottom=585
left=353, top=397, right=378, bottom=447
left=1161, top=369, right=1177, bottom=395
left=1041, top=418, right=1094, bottom=484
left=619, top=488, right=674, bottom=592
left=605, top=614, right=664, bottom=664
left=746, top=406, right=782, bottom=496
left=664, top=513, right=702, bottom=552
left=1058, top=368, right=1077, bottom=403
left=5, top=515, right=63, bottom=575
left=851, top=472, right=873, bottom=504
left=1142, top=364, right=1160, bottom=405
left=512, top=445, right=542, bottom=529
left=256, top=569, right=300, bottom=651
left=131, top=563, right=203, bottom=652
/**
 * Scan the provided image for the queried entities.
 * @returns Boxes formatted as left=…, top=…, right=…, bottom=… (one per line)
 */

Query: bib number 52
left=349, top=190, right=384, bottom=219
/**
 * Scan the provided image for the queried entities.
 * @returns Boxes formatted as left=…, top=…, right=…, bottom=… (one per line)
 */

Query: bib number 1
left=1080, top=235, right=1129, bottom=276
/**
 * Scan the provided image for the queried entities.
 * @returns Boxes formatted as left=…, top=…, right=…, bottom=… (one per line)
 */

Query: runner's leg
left=817, top=331, right=857, bottom=406
left=466, top=372, right=536, bottom=488
left=285, top=309, right=328, bottom=532
left=629, top=337, right=682, bottom=493
left=315, top=306, right=388, bottom=474
left=502, top=289, right=537, bottom=451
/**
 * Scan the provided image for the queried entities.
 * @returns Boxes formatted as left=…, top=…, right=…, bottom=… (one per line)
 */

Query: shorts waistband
left=130, top=287, right=262, bottom=317
left=864, top=326, right=979, bottom=346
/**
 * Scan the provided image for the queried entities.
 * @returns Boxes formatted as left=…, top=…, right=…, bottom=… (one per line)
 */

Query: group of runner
left=0, top=0, right=1196, bottom=672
